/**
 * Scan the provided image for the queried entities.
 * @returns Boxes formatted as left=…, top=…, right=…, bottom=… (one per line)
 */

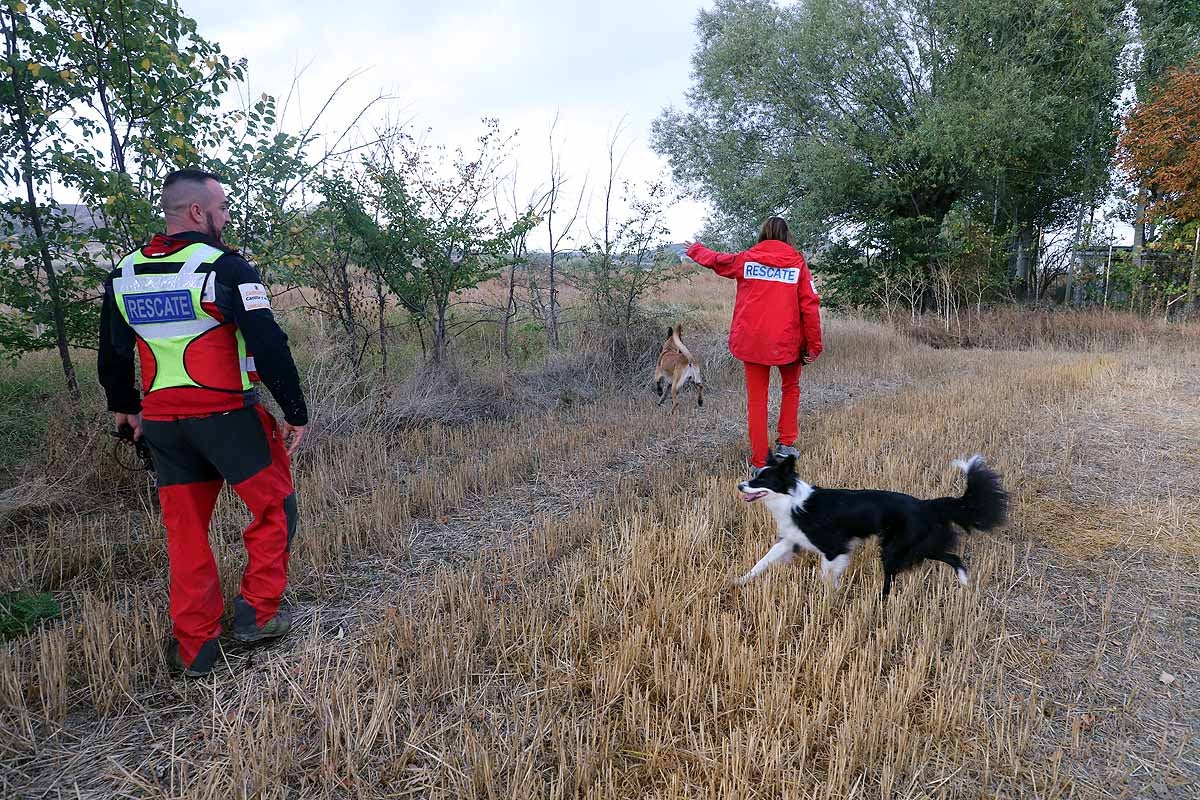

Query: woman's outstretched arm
left=685, top=242, right=741, bottom=279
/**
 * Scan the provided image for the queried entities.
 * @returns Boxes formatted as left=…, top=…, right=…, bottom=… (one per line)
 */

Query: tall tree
left=493, top=165, right=545, bottom=360
left=653, top=0, right=1125, bottom=305
left=541, top=115, right=584, bottom=350
left=0, top=0, right=243, bottom=396
left=0, top=0, right=89, bottom=395
left=581, top=125, right=679, bottom=331
left=1125, top=0, right=1199, bottom=287
left=1120, top=59, right=1200, bottom=311
left=51, top=0, right=241, bottom=250
left=336, top=121, right=536, bottom=364
left=1119, top=59, right=1200, bottom=225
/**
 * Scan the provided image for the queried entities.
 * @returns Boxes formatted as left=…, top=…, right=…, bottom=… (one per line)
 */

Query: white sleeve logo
left=239, top=283, right=271, bottom=311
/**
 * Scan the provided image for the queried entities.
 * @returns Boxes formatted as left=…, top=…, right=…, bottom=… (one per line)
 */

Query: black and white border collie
left=735, top=454, right=1008, bottom=598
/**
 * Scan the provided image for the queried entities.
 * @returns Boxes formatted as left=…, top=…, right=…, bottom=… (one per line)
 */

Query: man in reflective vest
left=98, top=168, right=309, bottom=678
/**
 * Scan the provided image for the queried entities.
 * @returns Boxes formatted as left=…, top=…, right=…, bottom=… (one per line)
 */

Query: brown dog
left=654, top=325, right=704, bottom=412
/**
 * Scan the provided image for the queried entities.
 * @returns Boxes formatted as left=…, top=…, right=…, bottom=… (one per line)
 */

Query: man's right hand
left=114, top=412, right=143, bottom=441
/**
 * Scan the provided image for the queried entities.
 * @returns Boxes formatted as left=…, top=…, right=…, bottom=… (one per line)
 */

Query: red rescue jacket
left=686, top=239, right=823, bottom=366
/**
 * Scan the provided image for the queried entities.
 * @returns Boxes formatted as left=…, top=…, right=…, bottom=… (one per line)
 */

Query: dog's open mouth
left=741, top=489, right=768, bottom=502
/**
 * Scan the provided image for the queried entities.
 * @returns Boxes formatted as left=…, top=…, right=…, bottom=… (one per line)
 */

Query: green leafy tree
left=1130, top=0, right=1200, bottom=100
left=317, top=124, right=538, bottom=365
left=50, top=0, right=242, bottom=249
left=0, top=0, right=243, bottom=397
left=0, top=0, right=91, bottom=395
left=210, top=75, right=390, bottom=284
left=581, top=165, right=679, bottom=331
left=653, top=0, right=1126, bottom=306
left=292, top=191, right=374, bottom=371
left=389, top=121, right=533, bottom=363
left=1122, top=0, right=1198, bottom=283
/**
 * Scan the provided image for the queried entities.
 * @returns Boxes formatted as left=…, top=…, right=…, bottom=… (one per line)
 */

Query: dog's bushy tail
left=671, top=325, right=695, bottom=363
left=937, top=455, right=1008, bottom=532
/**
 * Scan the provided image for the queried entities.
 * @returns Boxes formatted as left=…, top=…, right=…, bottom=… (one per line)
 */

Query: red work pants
left=743, top=361, right=802, bottom=468
left=142, top=405, right=297, bottom=665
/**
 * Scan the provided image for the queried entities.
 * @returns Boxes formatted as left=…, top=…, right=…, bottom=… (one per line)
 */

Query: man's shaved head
left=161, top=168, right=230, bottom=242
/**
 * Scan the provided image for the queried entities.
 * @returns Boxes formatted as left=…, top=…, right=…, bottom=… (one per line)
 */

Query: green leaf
left=0, top=591, right=60, bottom=642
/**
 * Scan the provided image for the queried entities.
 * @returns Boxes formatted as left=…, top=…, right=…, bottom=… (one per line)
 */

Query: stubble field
left=1, top=271, right=1197, bottom=799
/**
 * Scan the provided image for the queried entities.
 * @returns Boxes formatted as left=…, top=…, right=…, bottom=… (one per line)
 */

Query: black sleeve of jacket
left=213, top=254, right=309, bottom=426
left=97, top=272, right=142, bottom=414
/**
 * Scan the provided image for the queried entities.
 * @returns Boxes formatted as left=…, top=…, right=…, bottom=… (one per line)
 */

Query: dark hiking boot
left=167, top=637, right=221, bottom=678
left=232, top=595, right=292, bottom=644
left=774, top=442, right=800, bottom=459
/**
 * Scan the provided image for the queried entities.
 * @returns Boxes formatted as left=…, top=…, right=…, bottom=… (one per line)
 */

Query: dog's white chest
left=766, top=497, right=818, bottom=553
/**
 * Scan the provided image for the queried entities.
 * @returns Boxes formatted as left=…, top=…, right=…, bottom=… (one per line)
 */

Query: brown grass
left=0, top=294, right=1196, bottom=798
left=901, top=307, right=1200, bottom=352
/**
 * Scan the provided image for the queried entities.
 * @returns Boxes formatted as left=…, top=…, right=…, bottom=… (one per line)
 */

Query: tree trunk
left=375, top=272, right=388, bottom=378
left=1132, top=189, right=1147, bottom=312
left=501, top=261, right=518, bottom=359
left=3, top=14, right=79, bottom=398
left=547, top=252, right=559, bottom=350
left=432, top=301, right=448, bottom=363
left=1032, top=226, right=1044, bottom=301
left=942, top=273, right=952, bottom=332
left=23, top=181, right=80, bottom=399
left=1103, top=243, right=1113, bottom=310
left=1065, top=201, right=1088, bottom=306
left=334, top=256, right=359, bottom=372
left=96, top=80, right=128, bottom=175
left=1188, top=227, right=1199, bottom=314
left=1012, top=224, right=1034, bottom=301
left=415, top=318, right=428, bottom=361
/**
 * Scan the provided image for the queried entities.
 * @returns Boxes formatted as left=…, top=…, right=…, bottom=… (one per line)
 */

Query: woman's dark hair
left=758, top=216, right=794, bottom=246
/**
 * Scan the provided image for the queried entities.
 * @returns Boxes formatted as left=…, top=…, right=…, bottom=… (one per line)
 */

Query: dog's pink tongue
left=741, top=491, right=762, bottom=502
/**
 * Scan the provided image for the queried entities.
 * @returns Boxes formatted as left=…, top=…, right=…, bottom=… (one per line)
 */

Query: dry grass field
left=1, top=270, right=1197, bottom=799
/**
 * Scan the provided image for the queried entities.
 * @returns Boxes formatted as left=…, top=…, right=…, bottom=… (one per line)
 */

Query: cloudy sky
left=185, top=0, right=714, bottom=243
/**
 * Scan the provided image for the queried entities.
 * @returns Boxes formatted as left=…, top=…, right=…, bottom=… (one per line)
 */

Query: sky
left=185, top=0, right=715, bottom=244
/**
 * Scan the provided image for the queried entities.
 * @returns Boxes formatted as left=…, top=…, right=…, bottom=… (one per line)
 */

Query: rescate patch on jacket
left=238, top=283, right=271, bottom=311
left=743, top=261, right=800, bottom=284
left=124, top=290, right=196, bottom=324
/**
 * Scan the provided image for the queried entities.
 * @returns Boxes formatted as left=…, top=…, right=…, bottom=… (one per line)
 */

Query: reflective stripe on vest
left=113, top=242, right=253, bottom=394
left=119, top=243, right=216, bottom=279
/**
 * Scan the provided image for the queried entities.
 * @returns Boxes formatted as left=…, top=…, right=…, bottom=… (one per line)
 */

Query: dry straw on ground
left=1, top=286, right=1197, bottom=798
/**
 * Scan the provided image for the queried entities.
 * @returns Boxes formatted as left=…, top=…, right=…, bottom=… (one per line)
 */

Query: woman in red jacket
left=685, top=217, right=823, bottom=472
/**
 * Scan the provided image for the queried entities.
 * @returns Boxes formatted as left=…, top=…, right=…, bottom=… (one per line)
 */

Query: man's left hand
left=281, top=422, right=306, bottom=456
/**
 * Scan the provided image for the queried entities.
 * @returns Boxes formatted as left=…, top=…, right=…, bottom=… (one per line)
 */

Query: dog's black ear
left=779, top=454, right=796, bottom=473
left=766, top=450, right=779, bottom=466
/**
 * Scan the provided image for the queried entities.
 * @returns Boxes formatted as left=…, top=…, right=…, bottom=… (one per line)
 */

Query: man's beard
left=204, top=212, right=224, bottom=244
